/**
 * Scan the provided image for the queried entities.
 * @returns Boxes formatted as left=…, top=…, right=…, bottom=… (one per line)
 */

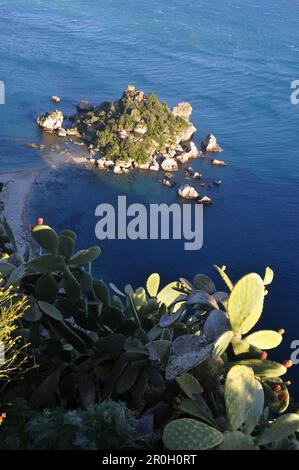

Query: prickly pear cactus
left=256, top=414, right=299, bottom=446
left=219, top=431, right=258, bottom=450
left=175, top=373, right=203, bottom=399
left=227, top=273, right=265, bottom=335
left=32, top=225, right=59, bottom=254
left=180, top=399, right=216, bottom=427
left=243, top=379, right=264, bottom=434
left=225, top=365, right=256, bottom=431
left=157, top=281, right=180, bottom=307
left=262, top=380, right=290, bottom=414
left=166, top=345, right=213, bottom=381
left=245, top=330, right=282, bottom=350
left=163, top=418, right=224, bottom=450
left=229, top=359, right=287, bottom=378
left=212, top=330, right=234, bottom=358
left=263, top=267, right=274, bottom=286
left=146, top=273, right=160, bottom=297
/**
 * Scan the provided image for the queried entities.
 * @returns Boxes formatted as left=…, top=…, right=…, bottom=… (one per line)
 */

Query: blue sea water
left=0, top=1, right=299, bottom=373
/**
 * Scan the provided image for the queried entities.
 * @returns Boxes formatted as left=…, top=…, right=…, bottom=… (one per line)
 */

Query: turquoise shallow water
left=1, top=1, right=299, bottom=376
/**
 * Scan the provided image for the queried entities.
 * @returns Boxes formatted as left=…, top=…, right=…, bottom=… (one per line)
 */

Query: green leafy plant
left=0, top=399, right=137, bottom=450
left=163, top=365, right=299, bottom=450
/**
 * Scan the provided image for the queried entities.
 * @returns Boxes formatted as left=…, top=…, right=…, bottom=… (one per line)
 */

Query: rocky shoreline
left=36, top=86, right=225, bottom=202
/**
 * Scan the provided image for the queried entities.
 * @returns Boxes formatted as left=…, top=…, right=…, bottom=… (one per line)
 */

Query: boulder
left=212, top=159, right=226, bottom=166
left=136, top=162, right=150, bottom=170
left=113, top=165, right=129, bottom=175
left=161, top=178, right=176, bottom=188
left=115, top=160, right=132, bottom=169
left=201, top=134, right=222, bottom=152
left=67, top=127, right=81, bottom=137
left=37, top=110, right=64, bottom=133
left=213, top=180, right=222, bottom=186
left=149, top=159, right=160, bottom=171
left=172, top=102, right=192, bottom=120
left=57, top=128, right=67, bottom=137
left=188, top=141, right=201, bottom=157
left=176, top=152, right=190, bottom=164
left=104, top=159, right=114, bottom=168
left=96, top=159, right=106, bottom=170
left=77, top=100, right=93, bottom=113
left=161, top=157, right=178, bottom=172
left=51, top=96, right=61, bottom=103
left=176, top=141, right=200, bottom=163
left=192, top=172, right=202, bottom=179
left=198, top=196, right=212, bottom=205
left=177, top=184, right=200, bottom=200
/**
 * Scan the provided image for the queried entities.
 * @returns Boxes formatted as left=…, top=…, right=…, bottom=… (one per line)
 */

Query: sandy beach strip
left=0, top=169, right=45, bottom=252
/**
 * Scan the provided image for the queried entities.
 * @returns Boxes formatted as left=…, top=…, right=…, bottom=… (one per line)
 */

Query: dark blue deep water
left=0, top=1, right=299, bottom=373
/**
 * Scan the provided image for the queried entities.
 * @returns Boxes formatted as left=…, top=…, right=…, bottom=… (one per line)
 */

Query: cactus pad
left=163, top=418, right=223, bottom=450
left=176, top=373, right=203, bottom=398
left=146, top=273, right=160, bottom=297
left=225, top=365, right=256, bottom=431
left=245, top=330, right=282, bottom=350
left=227, top=273, right=265, bottom=335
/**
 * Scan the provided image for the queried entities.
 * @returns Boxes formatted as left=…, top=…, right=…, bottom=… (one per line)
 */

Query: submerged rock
left=37, top=110, right=64, bottom=133
left=201, top=134, right=222, bottom=152
left=177, top=184, right=200, bottom=200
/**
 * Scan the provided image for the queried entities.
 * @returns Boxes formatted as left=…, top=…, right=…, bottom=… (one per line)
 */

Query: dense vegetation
left=75, top=86, right=190, bottom=163
left=0, top=218, right=299, bottom=450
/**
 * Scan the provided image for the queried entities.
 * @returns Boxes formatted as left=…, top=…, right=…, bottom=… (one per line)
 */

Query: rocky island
left=37, top=86, right=224, bottom=201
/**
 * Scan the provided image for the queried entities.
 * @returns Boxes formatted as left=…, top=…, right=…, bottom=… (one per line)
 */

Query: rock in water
left=66, top=127, right=81, bottom=137
left=149, top=159, right=160, bottom=171
left=177, top=184, right=200, bottom=200
left=161, top=157, right=178, bottom=171
left=212, top=159, right=226, bottom=166
left=57, top=128, right=67, bottom=137
left=37, top=110, right=64, bottom=133
left=201, top=134, right=222, bottom=152
left=198, top=196, right=212, bottom=205
left=51, top=96, right=61, bottom=103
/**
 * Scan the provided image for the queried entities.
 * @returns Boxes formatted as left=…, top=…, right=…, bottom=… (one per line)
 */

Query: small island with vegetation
left=37, top=85, right=222, bottom=176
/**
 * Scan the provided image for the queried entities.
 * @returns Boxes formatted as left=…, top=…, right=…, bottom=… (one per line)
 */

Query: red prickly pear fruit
left=37, top=217, right=44, bottom=226
left=278, top=329, right=285, bottom=335
left=278, top=393, right=285, bottom=401
left=261, top=351, right=268, bottom=361
left=283, top=360, right=293, bottom=368
left=272, top=384, right=281, bottom=392
left=28, top=224, right=33, bottom=232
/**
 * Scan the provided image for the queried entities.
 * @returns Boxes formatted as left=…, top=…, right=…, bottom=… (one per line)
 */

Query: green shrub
left=0, top=400, right=137, bottom=450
